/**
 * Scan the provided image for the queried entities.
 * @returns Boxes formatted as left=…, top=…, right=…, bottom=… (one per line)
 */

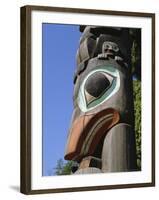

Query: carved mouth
left=105, top=49, right=114, bottom=55
left=64, top=108, right=120, bottom=161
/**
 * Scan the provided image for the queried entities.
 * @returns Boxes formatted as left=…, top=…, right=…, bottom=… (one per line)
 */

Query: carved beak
left=64, top=108, right=120, bottom=162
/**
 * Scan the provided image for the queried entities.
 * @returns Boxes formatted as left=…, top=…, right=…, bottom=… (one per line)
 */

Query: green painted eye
left=77, top=66, right=120, bottom=112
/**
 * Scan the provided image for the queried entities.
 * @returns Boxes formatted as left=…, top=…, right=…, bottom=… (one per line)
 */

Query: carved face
left=102, top=41, right=119, bottom=53
left=64, top=26, right=132, bottom=162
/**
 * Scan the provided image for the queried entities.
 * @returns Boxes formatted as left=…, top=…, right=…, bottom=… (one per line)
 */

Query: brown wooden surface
left=102, top=123, right=137, bottom=172
left=20, top=6, right=32, bottom=194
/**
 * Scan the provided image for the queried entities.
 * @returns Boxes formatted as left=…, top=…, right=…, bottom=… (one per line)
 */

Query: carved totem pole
left=64, top=26, right=137, bottom=174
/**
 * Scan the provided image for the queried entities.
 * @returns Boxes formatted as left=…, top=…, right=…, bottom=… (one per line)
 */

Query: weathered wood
left=79, top=156, right=102, bottom=169
left=102, top=123, right=137, bottom=172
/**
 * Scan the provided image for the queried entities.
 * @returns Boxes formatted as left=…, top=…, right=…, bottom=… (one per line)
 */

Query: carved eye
left=77, top=66, right=120, bottom=112
left=113, top=45, right=119, bottom=52
left=104, top=44, right=110, bottom=50
left=84, top=72, right=113, bottom=105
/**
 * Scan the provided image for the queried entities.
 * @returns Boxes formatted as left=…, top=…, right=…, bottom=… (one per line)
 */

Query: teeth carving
left=98, top=52, right=114, bottom=60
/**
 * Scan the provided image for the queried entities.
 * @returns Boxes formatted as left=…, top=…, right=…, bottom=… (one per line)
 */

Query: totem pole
left=64, top=26, right=137, bottom=174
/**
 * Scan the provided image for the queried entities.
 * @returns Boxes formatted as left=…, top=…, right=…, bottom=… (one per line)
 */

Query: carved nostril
left=85, top=72, right=110, bottom=98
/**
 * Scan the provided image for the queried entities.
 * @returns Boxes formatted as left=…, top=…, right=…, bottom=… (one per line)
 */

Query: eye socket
left=113, top=45, right=119, bottom=52
left=84, top=72, right=114, bottom=105
left=104, top=44, right=111, bottom=49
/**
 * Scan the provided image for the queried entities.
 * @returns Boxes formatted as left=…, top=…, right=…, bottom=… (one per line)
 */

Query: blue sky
left=42, top=23, right=81, bottom=176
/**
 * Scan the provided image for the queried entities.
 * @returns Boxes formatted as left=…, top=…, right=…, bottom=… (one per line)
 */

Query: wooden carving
left=65, top=26, right=137, bottom=173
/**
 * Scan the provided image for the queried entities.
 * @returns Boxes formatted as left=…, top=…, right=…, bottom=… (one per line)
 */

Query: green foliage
left=54, top=159, right=73, bottom=175
left=131, top=29, right=141, bottom=169
left=133, top=80, right=141, bottom=170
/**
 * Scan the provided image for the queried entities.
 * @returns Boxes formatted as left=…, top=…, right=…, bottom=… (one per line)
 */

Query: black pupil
left=85, top=73, right=110, bottom=98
